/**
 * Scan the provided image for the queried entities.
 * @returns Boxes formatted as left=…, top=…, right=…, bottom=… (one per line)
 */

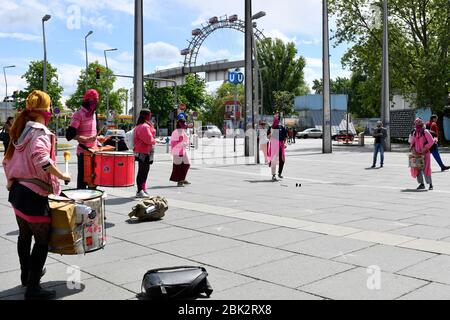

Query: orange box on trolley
left=83, top=151, right=135, bottom=187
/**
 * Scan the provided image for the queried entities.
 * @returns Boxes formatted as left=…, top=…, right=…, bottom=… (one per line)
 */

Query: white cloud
left=0, top=32, right=40, bottom=42
left=144, top=42, right=180, bottom=61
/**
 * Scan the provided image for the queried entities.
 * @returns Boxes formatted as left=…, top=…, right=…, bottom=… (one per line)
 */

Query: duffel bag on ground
left=140, top=266, right=213, bottom=300
left=129, top=196, right=168, bottom=221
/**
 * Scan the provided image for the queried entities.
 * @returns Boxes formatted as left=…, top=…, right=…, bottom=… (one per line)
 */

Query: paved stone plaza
left=1, top=138, right=450, bottom=300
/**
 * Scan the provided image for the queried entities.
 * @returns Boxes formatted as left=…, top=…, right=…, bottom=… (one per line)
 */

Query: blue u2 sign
left=228, top=71, right=244, bottom=85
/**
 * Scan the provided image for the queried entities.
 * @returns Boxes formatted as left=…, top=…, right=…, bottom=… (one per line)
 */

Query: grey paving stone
left=300, top=267, right=428, bottom=300
left=398, top=283, right=450, bottom=300
left=190, top=244, right=294, bottom=272
left=301, top=212, right=365, bottom=225
left=281, top=235, right=374, bottom=259
left=165, top=214, right=239, bottom=229
left=390, top=225, right=450, bottom=241
left=198, top=220, right=276, bottom=238
left=151, top=234, right=243, bottom=257
left=211, top=280, right=322, bottom=300
left=84, top=252, right=194, bottom=285
left=57, top=278, right=136, bottom=300
left=332, top=244, right=436, bottom=272
left=240, top=254, right=353, bottom=288
left=50, top=241, right=157, bottom=268
left=398, top=255, right=450, bottom=285
left=118, top=225, right=203, bottom=246
left=340, top=218, right=411, bottom=232
left=236, top=227, right=321, bottom=248
left=400, top=215, right=450, bottom=228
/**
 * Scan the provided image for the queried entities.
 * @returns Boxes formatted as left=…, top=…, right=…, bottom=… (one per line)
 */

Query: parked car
left=201, top=125, right=222, bottom=138
left=332, top=130, right=355, bottom=141
left=296, top=128, right=323, bottom=139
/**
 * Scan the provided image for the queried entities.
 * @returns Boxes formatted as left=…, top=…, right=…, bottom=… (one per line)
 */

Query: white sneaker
left=143, top=190, right=150, bottom=197
left=136, top=190, right=147, bottom=198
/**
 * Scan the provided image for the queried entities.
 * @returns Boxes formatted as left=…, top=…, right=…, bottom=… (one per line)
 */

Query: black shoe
left=417, top=183, right=426, bottom=190
left=429, top=184, right=434, bottom=191
left=278, top=174, right=284, bottom=179
left=380, top=164, right=383, bottom=168
left=25, top=271, right=55, bottom=300
left=371, top=165, right=376, bottom=168
left=22, top=267, right=46, bottom=287
left=441, top=166, right=450, bottom=172
left=272, top=175, right=277, bottom=181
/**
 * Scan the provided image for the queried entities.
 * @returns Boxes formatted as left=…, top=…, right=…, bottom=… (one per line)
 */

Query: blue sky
left=0, top=0, right=351, bottom=105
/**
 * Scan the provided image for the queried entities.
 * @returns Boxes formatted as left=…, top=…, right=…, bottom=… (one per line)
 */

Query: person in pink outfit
left=3, top=90, right=70, bottom=300
left=133, top=109, right=156, bottom=198
left=409, top=118, right=435, bottom=190
left=170, top=114, right=191, bottom=187
left=66, top=89, right=100, bottom=189
left=267, top=115, right=288, bottom=181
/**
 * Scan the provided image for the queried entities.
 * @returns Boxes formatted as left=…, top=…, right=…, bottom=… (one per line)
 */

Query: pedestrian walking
left=1, top=116, right=14, bottom=154
left=268, top=115, right=288, bottom=181
left=258, top=121, right=269, bottom=164
left=2, top=90, right=71, bottom=299
left=66, top=89, right=103, bottom=189
left=426, top=115, right=450, bottom=172
left=134, top=109, right=155, bottom=198
left=371, top=121, right=387, bottom=168
left=170, top=114, right=191, bottom=187
left=293, top=127, right=297, bottom=144
left=409, top=118, right=434, bottom=190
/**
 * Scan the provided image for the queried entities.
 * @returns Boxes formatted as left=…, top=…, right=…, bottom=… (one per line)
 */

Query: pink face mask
left=39, top=111, right=53, bottom=126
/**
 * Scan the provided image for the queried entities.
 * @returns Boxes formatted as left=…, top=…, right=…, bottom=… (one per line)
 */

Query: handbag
left=140, top=266, right=213, bottom=300
left=409, top=154, right=424, bottom=169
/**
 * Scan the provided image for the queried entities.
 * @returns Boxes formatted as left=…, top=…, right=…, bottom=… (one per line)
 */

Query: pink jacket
left=409, top=128, right=434, bottom=178
left=3, top=122, right=61, bottom=197
left=170, top=128, right=190, bottom=165
left=70, top=107, right=98, bottom=155
left=134, top=122, right=155, bottom=154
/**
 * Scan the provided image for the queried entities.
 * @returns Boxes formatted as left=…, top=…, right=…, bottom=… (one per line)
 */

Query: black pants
left=278, top=147, right=285, bottom=175
left=77, top=154, right=87, bottom=189
left=16, top=216, right=50, bottom=279
left=3, top=138, right=10, bottom=154
left=136, top=154, right=151, bottom=192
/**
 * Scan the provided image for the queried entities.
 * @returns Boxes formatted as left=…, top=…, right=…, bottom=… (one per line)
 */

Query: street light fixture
left=252, top=11, right=266, bottom=20
left=42, top=14, right=51, bottom=92
left=84, top=30, right=93, bottom=91
left=104, top=48, right=118, bottom=125
left=3, top=65, right=16, bottom=122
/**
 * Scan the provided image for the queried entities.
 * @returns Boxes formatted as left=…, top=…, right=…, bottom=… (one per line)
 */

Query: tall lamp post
left=251, top=11, right=266, bottom=163
left=3, top=65, right=15, bottom=122
left=42, top=14, right=51, bottom=92
left=381, top=0, right=391, bottom=151
left=84, top=30, right=93, bottom=91
left=104, top=48, right=118, bottom=126
left=322, top=0, right=332, bottom=154
left=133, top=0, right=144, bottom=124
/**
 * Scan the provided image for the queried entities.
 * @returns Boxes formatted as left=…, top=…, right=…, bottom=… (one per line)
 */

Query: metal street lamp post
left=104, top=48, right=118, bottom=127
left=42, top=14, right=51, bottom=92
left=381, top=0, right=391, bottom=151
left=3, top=65, right=15, bottom=122
left=322, top=0, right=332, bottom=154
left=244, top=0, right=253, bottom=157
left=133, top=0, right=144, bottom=124
left=84, top=30, right=93, bottom=91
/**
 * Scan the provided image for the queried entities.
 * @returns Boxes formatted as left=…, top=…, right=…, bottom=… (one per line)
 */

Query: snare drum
left=49, top=189, right=106, bottom=254
left=84, top=151, right=135, bottom=187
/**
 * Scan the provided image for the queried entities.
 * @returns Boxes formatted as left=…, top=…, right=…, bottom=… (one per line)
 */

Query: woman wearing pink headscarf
left=267, top=115, right=288, bottom=181
left=170, top=115, right=191, bottom=186
left=409, top=118, right=435, bottom=190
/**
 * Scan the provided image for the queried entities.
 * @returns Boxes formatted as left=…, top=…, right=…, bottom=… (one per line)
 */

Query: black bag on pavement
left=141, top=266, right=213, bottom=300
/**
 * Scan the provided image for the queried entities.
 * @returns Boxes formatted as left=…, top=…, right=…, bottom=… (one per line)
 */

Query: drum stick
left=63, top=151, right=70, bottom=185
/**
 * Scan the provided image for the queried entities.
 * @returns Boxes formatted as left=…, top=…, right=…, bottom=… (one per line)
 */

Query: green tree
left=177, top=74, right=207, bottom=111
left=144, top=80, right=175, bottom=127
left=65, top=61, right=122, bottom=115
left=257, top=38, right=308, bottom=115
left=311, top=77, right=351, bottom=94
left=273, top=91, right=295, bottom=116
left=329, top=0, right=450, bottom=115
left=199, top=82, right=244, bottom=128
left=18, top=60, right=64, bottom=110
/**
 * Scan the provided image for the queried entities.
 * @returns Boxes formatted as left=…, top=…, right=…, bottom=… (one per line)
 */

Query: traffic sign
left=228, top=71, right=244, bottom=85
left=54, top=107, right=61, bottom=115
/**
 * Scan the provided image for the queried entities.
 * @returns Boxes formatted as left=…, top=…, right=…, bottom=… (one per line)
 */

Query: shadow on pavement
left=106, top=198, right=136, bottom=206
left=401, top=189, right=428, bottom=193
left=149, top=185, right=181, bottom=190
left=6, top=230, right=19, bottom=236
left=245, top=179, right=277, bottom=183
left=105, top=222, right=115, bottom=229
left=0, top=282, right=85, bottom=300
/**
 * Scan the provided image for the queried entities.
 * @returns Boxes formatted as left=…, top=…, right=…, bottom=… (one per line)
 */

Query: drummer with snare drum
left=66, top=89, right=110, bottom=189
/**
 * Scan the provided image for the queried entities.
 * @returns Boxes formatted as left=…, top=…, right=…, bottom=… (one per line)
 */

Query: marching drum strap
left=16, top=178, right=53, bottom=194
